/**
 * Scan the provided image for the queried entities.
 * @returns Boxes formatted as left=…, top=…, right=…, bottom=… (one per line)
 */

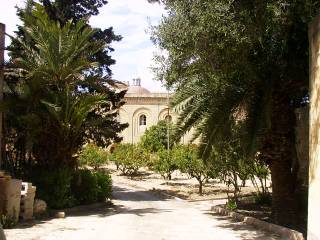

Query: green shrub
left=111, top=144, right=147, bottom=177
left=71, top=170, right=112, bottom=204
left=78, top=144, right=109, bottom=170
left=153, top=148, right=177, bottom=180
left=254, top=192, right=272, bottom=205
left=226, top=199, right=237, bottom=211
left=71, top=169, right=98, bottom=205
left=95, top=171, right=112, bottom=201
left=29, top=167, right=75, bottom=209
left=0, top=214, right=17, bottom=229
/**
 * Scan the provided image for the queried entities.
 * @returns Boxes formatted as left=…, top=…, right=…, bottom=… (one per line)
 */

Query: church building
left=118, top=78, right=194, bottom=144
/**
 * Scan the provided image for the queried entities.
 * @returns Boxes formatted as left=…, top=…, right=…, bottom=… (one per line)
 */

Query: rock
left=54, top=211, right=65, bottom=218
left=33, top=199, right=47, bottom=216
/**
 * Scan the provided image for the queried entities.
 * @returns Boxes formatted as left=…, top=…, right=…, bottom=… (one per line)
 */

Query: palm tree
left=4, top=3, right=119, bottom=169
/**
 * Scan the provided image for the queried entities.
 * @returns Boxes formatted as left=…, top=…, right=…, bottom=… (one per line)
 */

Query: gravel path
left=4, top=180, right=281, bottom=240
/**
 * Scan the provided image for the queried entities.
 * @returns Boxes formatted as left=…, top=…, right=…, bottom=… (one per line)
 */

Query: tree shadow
left=204, top=211, right=281, bottom=240
left=112, top=185, right=174, bottom=202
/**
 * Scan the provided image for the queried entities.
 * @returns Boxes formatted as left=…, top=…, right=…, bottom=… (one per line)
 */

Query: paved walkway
left=5, top=181, right=281, bottom=240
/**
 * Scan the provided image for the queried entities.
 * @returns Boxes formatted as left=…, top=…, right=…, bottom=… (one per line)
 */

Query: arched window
left=165, top=115, right=172, bottom=122
left=139, top=114, right=147, bottom=126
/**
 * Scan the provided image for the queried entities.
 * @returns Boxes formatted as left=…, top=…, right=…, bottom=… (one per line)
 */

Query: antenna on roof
left=132, top=78, right=141, bottom=86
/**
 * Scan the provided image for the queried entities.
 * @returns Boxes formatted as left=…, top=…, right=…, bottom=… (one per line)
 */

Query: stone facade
left=118, top=79, right=195, bottom=144
left=308, top=16, right=320, bottom=240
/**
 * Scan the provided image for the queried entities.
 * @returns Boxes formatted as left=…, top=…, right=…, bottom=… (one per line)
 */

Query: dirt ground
left=107, top=163, right=273, bottom=224
left=107, top=163, right=268, bottom=202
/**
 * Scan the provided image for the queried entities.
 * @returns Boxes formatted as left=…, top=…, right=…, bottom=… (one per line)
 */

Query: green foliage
left=226, top=199, right=237, bottom=211
left=4, top=3, right=127, bottom=170
left=78, top=144, right=109, bottom=170
left=254, top=192, right=272, bottom=206
left=151, top=0, right=317, bottom=226
left=95, top=171, right=112, bottom=201
left=71, top=169, right=98, bottom=205
left=0, top=214, right=17, bottom=229
left=40, top=0, right=121, bottom=75
left=111, top=144, right=147, bottom=177
left=173, top=145, right=210, bottom=194
left=26, top=167, right=112, bottom=209
left=70, top=170, right=112, bottom=205
left=250, top=156, right=270, bottom=195
left=153, top=148, right=177, bottom=180
left=140, top=120, right=175, bottom=153
left=29, top=167, right=75, bottom=209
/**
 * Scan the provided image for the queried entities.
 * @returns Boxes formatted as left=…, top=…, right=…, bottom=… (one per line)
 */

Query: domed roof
left=126, top=85, right=151, bottom=95
left=126, top=78, right=151, bottom=95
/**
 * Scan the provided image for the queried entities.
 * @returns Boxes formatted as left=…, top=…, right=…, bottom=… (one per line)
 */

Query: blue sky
left=0, top=0, right=167, bottom=92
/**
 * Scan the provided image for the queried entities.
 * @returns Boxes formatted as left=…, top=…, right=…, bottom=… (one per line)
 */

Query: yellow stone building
left=118, top=79, right=194, bottom=144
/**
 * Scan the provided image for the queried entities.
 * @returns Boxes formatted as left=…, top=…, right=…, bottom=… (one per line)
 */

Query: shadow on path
left=204, top=211, right=280, bottom=240
left=112, top=185, right=173, bottom=202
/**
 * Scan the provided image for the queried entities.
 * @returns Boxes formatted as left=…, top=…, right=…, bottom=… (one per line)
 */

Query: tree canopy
left=4, top=2, right=127, bottom=171
left=140, top=120, right=175, bottom=153
left=151, top=0, right=318, bottom=229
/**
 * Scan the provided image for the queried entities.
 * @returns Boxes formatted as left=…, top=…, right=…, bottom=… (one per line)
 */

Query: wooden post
left=309, top=16, right=320, bottom=240
left=0, top=23, right=5, bottom=170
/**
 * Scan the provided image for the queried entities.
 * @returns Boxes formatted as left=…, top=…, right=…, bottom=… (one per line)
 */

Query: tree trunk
left=270, top=155, right=297, bottom=227
left=263, top=95, right=300, bottom=228
left=242, top=179, right=246, bottom=187
left=198, top=180, right=203, bottom=195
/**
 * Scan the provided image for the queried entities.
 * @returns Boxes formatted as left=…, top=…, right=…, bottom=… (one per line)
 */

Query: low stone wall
left=211, top=206, right=304, bottom=240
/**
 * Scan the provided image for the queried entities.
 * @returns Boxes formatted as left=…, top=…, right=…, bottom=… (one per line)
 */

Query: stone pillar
left=20, top=182, right=36, bottom=220
left=309, top=16, right=320, bottom=240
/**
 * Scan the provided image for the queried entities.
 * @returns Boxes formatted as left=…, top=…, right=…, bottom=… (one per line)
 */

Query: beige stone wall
left=308, top=16, right=320, bottom=240
left=118, top=93, right=196, bottom=144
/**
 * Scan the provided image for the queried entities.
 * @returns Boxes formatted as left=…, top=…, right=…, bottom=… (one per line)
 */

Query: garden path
left=4, top=179, right=281, bottom=240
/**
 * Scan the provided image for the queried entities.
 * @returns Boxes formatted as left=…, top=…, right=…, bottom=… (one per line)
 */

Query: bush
left=71, top=169, right=99, bottom=205
left=71, top=170, right=112, bottom=204
left=111, top=144, right=147, bottom=177
left=26, top=167, right=112, bottom=209
left=0, top=214, right=17, bottom=229
left=95, top=171, right=112, bottom=201
left=254, top=192, right=272, bottom=205
left=78, top=144, right=109, bottom=170
left=226, top=199, right=237, bottom=211
left=153, top=148, right=177, bottom=180
left=28, top=167, right=75, bottom=209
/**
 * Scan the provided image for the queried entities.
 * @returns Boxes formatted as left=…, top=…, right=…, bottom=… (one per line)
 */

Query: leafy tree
left=9, top=0, right=121, bottom=76
left=211, top=141, right=245, bottom=202
left=249, top=153, right=270, bottom=197
left=110, top=144, right=148, bottom=177
left=153, top=148, right=177, bottom=180
left=140, top=120, right=175, bottom=153
left=78, top=144, right=109, bottom=170
left=174, top=145, right=210, bottom=195
left=4, top=4, right=126, bottom=170
left=151, top=0, right=316, bottom=228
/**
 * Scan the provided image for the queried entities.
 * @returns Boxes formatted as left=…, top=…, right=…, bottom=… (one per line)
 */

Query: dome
left=125, top=78, right=151, bottom=95
left=126, top=85, right=151, bottom=95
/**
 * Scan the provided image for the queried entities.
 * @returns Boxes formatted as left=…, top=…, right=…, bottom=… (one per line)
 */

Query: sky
left=0, top=0, right=167, bottom=92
